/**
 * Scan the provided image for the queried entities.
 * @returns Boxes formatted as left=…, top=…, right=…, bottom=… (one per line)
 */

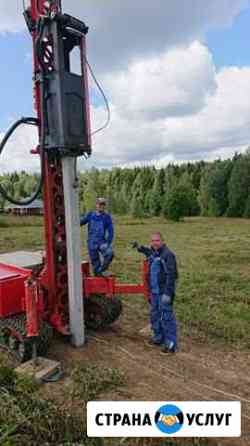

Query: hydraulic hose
left=0, top=117, right=43, bottom=206
left=0, top=17, right=47, bottom=207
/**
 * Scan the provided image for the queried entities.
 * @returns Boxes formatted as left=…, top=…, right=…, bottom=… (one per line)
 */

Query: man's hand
left=100, top=242, right=109, bottom=251
left=131, top=241, right=139, bottom=249
left=161, top=294, right=172, bottom=305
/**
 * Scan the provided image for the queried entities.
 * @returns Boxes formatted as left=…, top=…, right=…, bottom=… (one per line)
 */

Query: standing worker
left=132, top=232, right=178, bottom=353
left=80, top=198, right=114, bottom=277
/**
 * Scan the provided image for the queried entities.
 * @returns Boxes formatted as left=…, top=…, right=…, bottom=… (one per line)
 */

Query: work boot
left=148, top=337, right=163, bottom=346
left=100, top=271, right=113, bottom=278
left=94, top=271, right=103, bottom=277
left=160, top=341, right=176, bottom=354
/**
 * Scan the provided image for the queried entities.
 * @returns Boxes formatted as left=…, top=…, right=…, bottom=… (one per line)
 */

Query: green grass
left=70, top=362, right=125, bottom=401
left=1, top=214, right=245, bottom=446
left=0, top=360, right=106, bottom=446
left=0, top=215, right=43, bottom=252
left=84, top=216, right=250, bottom=349
left=0, top=361, right=219, bottom=446
left=0, top=215, right=249, bottom=347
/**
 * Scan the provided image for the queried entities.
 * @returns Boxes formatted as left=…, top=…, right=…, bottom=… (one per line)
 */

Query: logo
left=87, top=401, right=241, bottom=438
left=155, top=404, right=184, bottom=434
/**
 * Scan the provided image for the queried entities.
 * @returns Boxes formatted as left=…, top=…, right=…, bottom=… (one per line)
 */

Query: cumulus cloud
left=0, top=0, right=26, bottom=33
left=1, top=0, right=249, bottom=70
left=0, top=1, right=250, bottom=171
left=1, top=41, right=250, bottom=172
left=104, top=42, right=217, bottom=120
left=0, top=123, right=39, bottom=174
left=85, top=44, right=250, bottom=168
left=160, top=66, right=250, bottom=159
left=63, top=0, right=250, bottom=71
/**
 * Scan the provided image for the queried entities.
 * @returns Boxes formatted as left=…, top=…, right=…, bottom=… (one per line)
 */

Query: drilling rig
left=0, top=0, right=149, bottom=362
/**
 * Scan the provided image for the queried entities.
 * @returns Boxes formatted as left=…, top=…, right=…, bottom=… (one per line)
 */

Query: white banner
left=87, top=401, right=241, bottom=438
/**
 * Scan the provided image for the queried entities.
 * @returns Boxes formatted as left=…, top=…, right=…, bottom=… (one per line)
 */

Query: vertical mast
left=29, top=0, right=89, bottom=345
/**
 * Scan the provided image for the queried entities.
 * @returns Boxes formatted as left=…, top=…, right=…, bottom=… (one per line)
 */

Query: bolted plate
left=15, top=357, right=61, bottom=384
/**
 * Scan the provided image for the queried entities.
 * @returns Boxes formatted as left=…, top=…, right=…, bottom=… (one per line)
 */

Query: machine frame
left=0, top=0, right=150, bottom=362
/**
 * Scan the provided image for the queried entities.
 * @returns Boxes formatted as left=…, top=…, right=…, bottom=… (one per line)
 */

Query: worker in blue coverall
left=132, top=232, right=178, bottom=353
left=80, top=198, right=114, bottom=277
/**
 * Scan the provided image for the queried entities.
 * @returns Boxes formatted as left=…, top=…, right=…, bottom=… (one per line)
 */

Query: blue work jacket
left=80, top=211, right=114, bottom=247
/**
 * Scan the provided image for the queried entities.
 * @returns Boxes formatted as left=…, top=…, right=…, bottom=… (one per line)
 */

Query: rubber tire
left=84, top=294, right=122, bottom=330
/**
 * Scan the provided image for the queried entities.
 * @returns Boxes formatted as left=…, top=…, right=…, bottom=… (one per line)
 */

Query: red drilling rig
left=0, top=0, right=149, bottom=362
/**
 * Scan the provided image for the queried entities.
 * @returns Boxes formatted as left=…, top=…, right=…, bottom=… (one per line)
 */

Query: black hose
left=41, top=368, right=64, bottom=383
left=0, top=17, right=47, bottom=207
left=0, top=117, right=44, bottom=206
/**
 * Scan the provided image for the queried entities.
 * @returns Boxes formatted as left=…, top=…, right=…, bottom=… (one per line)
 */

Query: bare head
left=151, top=232, right=164, bottom=251
left=96, top=197, right=107, bottom=214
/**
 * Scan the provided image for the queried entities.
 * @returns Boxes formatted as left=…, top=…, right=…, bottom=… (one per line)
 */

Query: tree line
left=1, top=151, right=250, bottom=221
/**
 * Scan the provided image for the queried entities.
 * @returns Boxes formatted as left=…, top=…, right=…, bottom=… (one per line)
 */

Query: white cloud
left=0, top=0, right=26, bottom=33
left=0, top=123, right=39, bottom=174
left=63, top=0, right=250, bottom=71
left=0, top=1, right=250, bottom=171
left=1, top=0, right=249, bottom=71
left=86, top=44, right=250, bottom=168
left=160, top=66, right=250, bottom=159
left=1, top=42, right=250, bottom=172
left=104, top=42, right=217, bottom=120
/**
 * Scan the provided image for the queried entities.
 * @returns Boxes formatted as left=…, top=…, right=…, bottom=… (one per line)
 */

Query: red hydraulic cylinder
left=25, top=278, right=40, bottom=338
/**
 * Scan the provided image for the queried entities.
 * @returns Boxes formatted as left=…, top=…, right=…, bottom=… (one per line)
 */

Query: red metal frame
left=0, top=259, right=150, bottom=321
left=0, top=263, right=31, bottom=317
left=0, top=0, right=150, bottom=338
left=30, top=0, right=87, bottom=334
left=83, top=261, right=150, bottom=300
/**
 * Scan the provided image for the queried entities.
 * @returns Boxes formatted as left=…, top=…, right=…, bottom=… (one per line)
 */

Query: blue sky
left=1, top=0, right=250, bottom=170
left=0, top=33, right=32, bottom=129
left=0, top=32, right=102, bottom=131
left=206, top=6, right=250, bottom=68
left=0, top=4, right=249, bottom=133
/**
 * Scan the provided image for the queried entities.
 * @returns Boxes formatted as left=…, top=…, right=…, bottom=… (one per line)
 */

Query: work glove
left=160, top=294, right=172, bottom=305
left=100, top=242, right=109, bottom=251
left=131, top=241, right=139, bottom=249
left=100, top=243, right=111, bottom=255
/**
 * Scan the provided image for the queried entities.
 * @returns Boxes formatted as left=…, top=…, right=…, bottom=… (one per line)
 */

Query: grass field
left=0, top=215, right=249, bottom=446
left=1, top=214, right=249, bottom=348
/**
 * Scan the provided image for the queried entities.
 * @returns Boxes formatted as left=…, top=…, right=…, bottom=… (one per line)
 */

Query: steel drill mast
left=28, top=0, right=91, bottom=343
left=0, top=0, right=139, bottom=363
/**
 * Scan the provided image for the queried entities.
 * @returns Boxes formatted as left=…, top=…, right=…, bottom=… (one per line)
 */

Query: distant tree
left=116, top=182, right=130, bottom=215
left=82, top=170, right=98, bottom=212
left=199, top=160, right=232, bottom=217
left=163, top=184, right=191, bottom=222
left=191, top=161, right=206, bottom=191
left=178, top=172, right=199, bottom=216
left=227, top=154, right=250, bottom=217
left=199, top=165, right=212, bottom=216
left=3, top=152, right=250, bottom=221
left=148, top=169, right=166, bottom=216
left=244, top=195, right=250, bottom=218
left=130, top=171, right=146, bottom=218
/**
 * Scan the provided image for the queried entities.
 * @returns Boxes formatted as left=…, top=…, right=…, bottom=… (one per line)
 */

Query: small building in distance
left=6, top=199, right=44, bottom=216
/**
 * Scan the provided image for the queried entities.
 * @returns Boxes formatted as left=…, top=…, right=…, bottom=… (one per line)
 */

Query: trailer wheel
left=84, top=294, right=122, bottom=330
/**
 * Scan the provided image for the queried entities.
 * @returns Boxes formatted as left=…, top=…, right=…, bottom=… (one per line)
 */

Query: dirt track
left=51, top=318, right=250, bottom=446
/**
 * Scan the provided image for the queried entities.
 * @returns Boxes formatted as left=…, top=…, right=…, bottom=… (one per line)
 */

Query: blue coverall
left=80, top=211, right=114, bottom=275
left=137, top=244, right=178, bottom=351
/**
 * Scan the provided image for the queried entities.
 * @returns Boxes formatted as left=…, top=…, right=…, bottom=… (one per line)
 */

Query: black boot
left=148, top=337, right=163, bottom=346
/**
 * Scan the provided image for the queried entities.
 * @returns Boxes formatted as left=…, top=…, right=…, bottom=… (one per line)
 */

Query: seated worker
left=80, top=198, right=114, bottom=277
left=132, top=232, right=178, bottom=353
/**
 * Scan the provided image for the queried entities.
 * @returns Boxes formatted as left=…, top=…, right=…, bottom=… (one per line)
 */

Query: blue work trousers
left=150, top=293, right=177, bottom=350
left=88, top=242, right=113, bottom=275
